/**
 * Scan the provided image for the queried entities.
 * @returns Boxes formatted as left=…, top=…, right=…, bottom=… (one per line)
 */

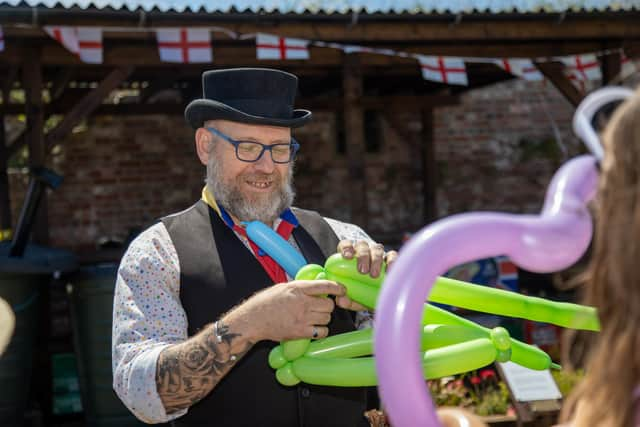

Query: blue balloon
left=245, top=221, right=307, bottom=277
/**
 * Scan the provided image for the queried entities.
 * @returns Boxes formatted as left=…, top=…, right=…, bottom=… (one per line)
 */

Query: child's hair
left=561, top=87, right=640, bottom=426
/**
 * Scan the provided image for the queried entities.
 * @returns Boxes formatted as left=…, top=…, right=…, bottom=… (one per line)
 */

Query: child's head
left=589, top=88, right=640, bottom=322
left=561, top=87, right=640, bottom=426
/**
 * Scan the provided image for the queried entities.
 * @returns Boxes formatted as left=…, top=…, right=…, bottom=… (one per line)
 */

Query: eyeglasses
left=207, top=127, right=300, bottom=164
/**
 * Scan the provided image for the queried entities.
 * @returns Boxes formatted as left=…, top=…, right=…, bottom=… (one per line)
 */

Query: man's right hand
left=232, top=280, right=346, bottom=343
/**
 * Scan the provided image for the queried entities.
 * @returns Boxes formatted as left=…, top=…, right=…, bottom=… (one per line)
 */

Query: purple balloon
left=374, top=155, right=598, bottom=427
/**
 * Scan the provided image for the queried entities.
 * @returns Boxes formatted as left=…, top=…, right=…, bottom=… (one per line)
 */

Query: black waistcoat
left=161, top=201, right=370, bottom=427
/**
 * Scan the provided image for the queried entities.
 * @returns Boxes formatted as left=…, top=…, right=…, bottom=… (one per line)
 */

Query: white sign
left=499, top=361, right=562, bottom=402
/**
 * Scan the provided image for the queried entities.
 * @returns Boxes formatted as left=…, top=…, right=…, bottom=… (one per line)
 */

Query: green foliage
left=428, top=368, right=512, bottom=416
left=551, top=368, right=585, bottom=397
left=517, top=136, right=564, bottom=164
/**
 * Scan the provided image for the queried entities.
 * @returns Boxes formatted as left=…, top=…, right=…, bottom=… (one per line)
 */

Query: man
left=112, top=68, right=397, bottom=426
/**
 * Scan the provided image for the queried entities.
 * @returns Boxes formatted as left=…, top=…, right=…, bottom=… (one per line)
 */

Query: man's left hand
left=334, top=240, right=399, bottom=311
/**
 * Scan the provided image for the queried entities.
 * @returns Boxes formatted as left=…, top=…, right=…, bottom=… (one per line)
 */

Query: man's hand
left=337, top=240, right=399, bottom=277
left=336, top=239, right=399, bottom=311
left=236, top=280, right=346, bottom=342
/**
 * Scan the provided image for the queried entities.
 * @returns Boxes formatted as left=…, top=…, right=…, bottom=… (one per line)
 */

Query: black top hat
left=184, top=68, right=312, bottom=129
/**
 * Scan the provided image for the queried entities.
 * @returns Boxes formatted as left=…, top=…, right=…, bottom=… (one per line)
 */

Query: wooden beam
left=0, top=115, right=11, bottom=233
left=7, top=67, right=74, bottom=159
left=4, top=17, right=640, bottom=42
left=45, top=65, right=134, bottom=152
left=22, top=48, right=48, bottom=244
left=535, top=61, right=584, bottom=107
left=138, top=75, right=178, bottom=103
left=0, top=40, right=627, bottom=67
left=421, top=109, right=437, bottom=224
left=2, top=66, right=18, bottom=104
left=49, top=67, right=75, bottom=100
left=601, top=52, right=622, bottom=85
left=343, top=54, right=368, bottom=229
left=0, top=95, right=462, bottom=116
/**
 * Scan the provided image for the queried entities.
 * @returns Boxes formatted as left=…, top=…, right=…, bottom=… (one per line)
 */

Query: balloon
left=270, top=325, right=511, bottom=387
left=245, top=220, right=307, bottom=277
left=324, top=255, right=599, bottom=331
left=374, top=155, right=599, bottom=427
left=289, top=338, right=498, bottom=387
left=281, top=264, right=326, bottom=361
left=573, top=86, right=634, bottom=161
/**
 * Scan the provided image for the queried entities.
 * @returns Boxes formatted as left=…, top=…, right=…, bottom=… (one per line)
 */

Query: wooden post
left=535, top=62, right=584, bottom=107
left=0, top=115, right=11, bottom=235
left=22, top=48, right=48, bottom=244
left=421, top=109, right=437, bottom=224
left=342, top=54, right=368, bottom=228
left=601, top=52, right=622, bottom=85
left=45, top=66, right=134, bottom=152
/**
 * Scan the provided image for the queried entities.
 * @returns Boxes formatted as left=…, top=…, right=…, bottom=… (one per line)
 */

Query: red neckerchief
left=218, top=205, right=297, bottom=284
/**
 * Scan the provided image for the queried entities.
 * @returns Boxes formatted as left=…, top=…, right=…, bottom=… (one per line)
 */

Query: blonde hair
left=561, top=88, right=640, bottom=426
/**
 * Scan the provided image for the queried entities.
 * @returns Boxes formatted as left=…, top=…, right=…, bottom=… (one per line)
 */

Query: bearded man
left=112, top=68, right=397, bottom=426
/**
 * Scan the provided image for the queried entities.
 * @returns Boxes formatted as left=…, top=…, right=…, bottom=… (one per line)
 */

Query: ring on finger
left=312, top=326, right=319, bottom=339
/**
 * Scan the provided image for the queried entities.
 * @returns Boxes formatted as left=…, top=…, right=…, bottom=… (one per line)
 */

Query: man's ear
left=195, top=128, right=212, bottom=166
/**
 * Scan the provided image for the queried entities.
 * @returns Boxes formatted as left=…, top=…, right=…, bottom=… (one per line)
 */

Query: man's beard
left=206, top=155, right=295, bottom=224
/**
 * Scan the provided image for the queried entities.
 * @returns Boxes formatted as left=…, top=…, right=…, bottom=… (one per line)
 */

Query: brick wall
left=7, top=78, right=585, bottom=252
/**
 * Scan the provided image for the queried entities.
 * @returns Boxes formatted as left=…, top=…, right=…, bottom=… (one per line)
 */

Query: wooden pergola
left=0, top=4, right=639, bottom=243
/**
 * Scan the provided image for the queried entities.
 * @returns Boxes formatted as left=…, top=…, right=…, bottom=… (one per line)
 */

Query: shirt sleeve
left=112, top=222, right=189, bottom=423
left=322, top=217, right=375, bottom=244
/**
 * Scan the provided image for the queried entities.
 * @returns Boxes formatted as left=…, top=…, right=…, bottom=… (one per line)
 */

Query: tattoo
left=156, top=320, right=252, bottom=414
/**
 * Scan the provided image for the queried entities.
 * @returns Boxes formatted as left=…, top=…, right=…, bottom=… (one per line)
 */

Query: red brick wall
left=7, top=79, right=584, bottom=252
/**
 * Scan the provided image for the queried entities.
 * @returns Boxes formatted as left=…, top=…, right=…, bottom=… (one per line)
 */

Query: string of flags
left=0, top=24, right=637, bottom=91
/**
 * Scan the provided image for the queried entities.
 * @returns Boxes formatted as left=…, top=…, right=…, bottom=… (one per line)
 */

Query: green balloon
left=276, top=363, right=300, bottom=386
left=323, top=254, right=599, bottom=331
left=428, top=276, right=600, bottom=331
left=287, top=338, right=497, bottom=387
left=490, top=327, right=511, bottom=352
left=269, top=345, right=287, bottom=369
left=306, top=328, right=374, bottom=359
left=281, top=264, right=326, bottom=361
left=296, top=264, right=325, bottom=281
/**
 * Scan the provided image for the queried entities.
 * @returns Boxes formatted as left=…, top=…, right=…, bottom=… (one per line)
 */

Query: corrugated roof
left=1, top=0, right=639, bottom=14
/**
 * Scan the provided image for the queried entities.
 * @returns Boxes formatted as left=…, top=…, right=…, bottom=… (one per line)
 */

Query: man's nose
left=252, top=150, right=276, bottom=173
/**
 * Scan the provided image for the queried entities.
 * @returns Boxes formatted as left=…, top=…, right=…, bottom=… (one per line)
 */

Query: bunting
left=0, top=25, right=636, bottom=87
left=495, top=58, right=544, bottom=81
left=155, top=28, right=212, bottom=63
left=44, top=26, right=103, bottom=64
left=256, top=33, right=309, bottom=60
left=415, top=55, right=468, bottom=86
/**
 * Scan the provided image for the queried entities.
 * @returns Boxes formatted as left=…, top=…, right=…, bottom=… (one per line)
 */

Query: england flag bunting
left=155, top=28, right=212, bottom=63
left=44, top=26, right=103, bottom=64
left=0, top=26, right=4, bottom=52
left=256, top=33, right=309, bottom=60
left=76, top=27, right=103, bottom=64
left=415, top=55, right=468, bottom=86
left=44, top=26, right=79, bottom=55
left=495, top=58, right=543, bottom=81
left=561, top=53, right=602, bottom=81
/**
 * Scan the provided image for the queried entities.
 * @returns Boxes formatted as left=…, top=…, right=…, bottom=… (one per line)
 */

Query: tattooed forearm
left=156, top=319, right=253, bottom=414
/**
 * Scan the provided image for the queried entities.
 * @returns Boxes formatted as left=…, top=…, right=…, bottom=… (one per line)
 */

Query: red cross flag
left=156, top=28, right=212, bottom=63
left=415, top=55, right=468, bottom=86
left=44, top=26, right=80, bottom=56
left=256, top=33, right=309, bottom=60
left=44, top=26, right=103, bottom=63
left=495, top=58, right=543, bottom=81
left=0, top=26, right=4, bottom=52
left=77, top=27, right=103, bottom=64
left=561, top=54, right=602, bottom=81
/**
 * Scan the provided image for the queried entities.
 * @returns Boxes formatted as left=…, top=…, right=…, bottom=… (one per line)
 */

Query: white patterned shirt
left=112, top=213, right=374, bottom=423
